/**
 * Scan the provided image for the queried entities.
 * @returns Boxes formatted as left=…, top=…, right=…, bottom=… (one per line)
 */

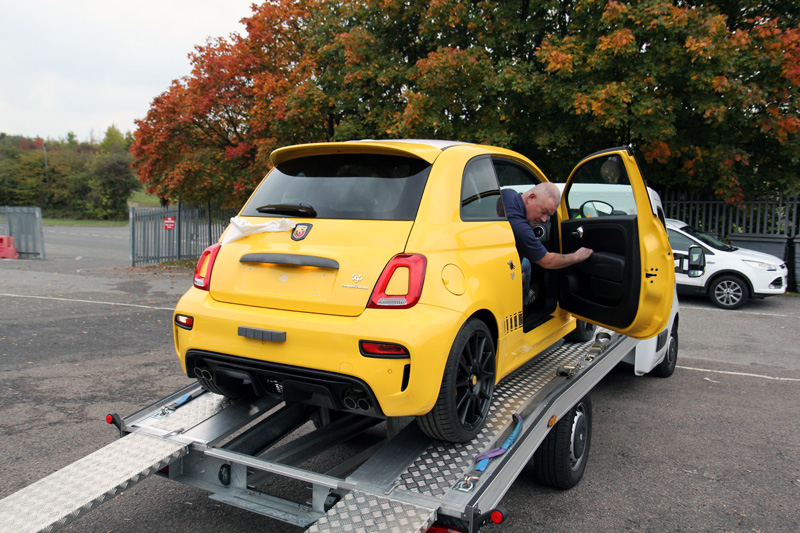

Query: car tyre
left=709, top=274, right=749, bottom=309
left=565, top=320, right=596, bottom=343
left=417, top=318, right=496, bottom=443
left=651, top=326, right=678, bottom=378
left=532, top=395, right=592, bottom=489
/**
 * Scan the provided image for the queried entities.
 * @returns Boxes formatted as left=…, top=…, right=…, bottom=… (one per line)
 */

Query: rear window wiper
left=255, top=203, right=317, bottom=217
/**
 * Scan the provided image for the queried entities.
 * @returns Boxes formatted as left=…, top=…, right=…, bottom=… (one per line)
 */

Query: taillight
left=174, top=314, right=194, bottom=330
left=193, top=243, right=222, bottom=291
left=359, top=341, right=410, bottom=358
left=368, top=254, right=427, bottom=309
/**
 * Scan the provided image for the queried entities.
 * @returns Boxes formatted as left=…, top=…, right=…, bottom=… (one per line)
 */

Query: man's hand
left=536, top=247, right=593, bottom=269
left=572, top=247, right=593, bottom=262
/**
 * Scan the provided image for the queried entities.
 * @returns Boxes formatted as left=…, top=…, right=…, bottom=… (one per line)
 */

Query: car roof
left=665, top=218, right=687, bottom=228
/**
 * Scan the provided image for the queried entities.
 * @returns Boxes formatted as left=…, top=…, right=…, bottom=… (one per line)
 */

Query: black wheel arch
left=706, top=271, right=753, bottom=297
left=470, top=308, right=499, bottom=355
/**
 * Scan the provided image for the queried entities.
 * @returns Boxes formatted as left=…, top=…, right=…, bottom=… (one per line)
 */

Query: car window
left=460, top=156, right=504, bottom=221
left=564, top=154, right=637, bottom=219
left=493, top=158, right=540, bottom=189
left=667, top=229, right=696, bottom=251
left=241, top=154, right=431, bottom=220
left=678, top=224, right=732, bottom=252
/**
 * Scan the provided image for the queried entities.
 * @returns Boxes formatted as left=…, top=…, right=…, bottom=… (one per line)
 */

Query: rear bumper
left=173, top=287, right=464, bottom=417
left=186, top=349, right=387, bottom=417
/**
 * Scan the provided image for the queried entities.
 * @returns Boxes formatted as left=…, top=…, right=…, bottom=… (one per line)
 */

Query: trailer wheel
left=650, top=325, right=678, bottom=378
left=565, top=320, right=596, bottom=343
left=417, top=318, right=496, bottom=443
left=533, top=395, right=592, bottom=489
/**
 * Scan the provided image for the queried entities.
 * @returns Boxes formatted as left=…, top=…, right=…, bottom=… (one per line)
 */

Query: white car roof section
left=351, top=139, right=470, bottom=149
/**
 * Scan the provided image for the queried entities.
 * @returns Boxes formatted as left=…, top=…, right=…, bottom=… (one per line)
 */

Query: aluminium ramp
left=0, top=389, right=229, bottom=533
left=0, top=433, right=186, bottom=533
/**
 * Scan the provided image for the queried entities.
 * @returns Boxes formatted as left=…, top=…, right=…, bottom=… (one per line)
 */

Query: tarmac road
left=1, top=226, right=798, bottom=532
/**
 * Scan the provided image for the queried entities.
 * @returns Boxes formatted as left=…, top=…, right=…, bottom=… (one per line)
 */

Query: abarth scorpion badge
left=291, top=223, right=313, bottom=241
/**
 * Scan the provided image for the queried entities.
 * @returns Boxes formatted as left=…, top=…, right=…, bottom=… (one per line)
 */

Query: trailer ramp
left=0, top=387, right=231, bottom=533
left=0, top=434, right=185, bottom=533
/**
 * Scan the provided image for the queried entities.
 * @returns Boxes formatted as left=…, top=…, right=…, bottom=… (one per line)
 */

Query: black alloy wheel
left=417, top=318, right=496, bottom=443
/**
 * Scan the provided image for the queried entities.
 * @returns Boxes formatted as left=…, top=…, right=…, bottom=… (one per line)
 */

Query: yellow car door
left=557, top=147, right=674, bottom=339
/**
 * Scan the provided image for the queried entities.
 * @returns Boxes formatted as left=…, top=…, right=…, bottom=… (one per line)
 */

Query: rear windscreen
left=241, top=154, right=431, bottom=220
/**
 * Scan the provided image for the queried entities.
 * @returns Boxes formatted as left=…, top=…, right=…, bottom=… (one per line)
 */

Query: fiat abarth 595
left=172, top=140, right=675, bottom=443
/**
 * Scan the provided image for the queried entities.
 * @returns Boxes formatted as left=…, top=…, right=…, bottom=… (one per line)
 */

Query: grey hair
left=526, top=182, right=561, bottom=206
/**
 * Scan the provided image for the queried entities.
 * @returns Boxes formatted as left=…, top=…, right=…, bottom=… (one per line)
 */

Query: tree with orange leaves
left=131, top=0, right=321, bottom=206
left=132, top=0, right=800, bottom=204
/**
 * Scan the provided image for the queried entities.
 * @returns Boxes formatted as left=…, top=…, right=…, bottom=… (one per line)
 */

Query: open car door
left=558, top=147, right=674, bottom=339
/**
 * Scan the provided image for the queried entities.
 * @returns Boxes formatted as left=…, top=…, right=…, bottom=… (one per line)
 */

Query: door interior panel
left=559, top=217, right=641, bottom=328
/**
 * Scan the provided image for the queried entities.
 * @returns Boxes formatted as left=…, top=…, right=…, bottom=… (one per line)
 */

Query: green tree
left=86, top=152, right=139, bottom=219
left=99, top=125, right=131, bottom=153
left=0, top=130, right=137, bottom=219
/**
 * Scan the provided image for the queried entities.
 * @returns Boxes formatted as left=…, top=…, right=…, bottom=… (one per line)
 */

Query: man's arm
left=535, top=247, right=593, bottom=269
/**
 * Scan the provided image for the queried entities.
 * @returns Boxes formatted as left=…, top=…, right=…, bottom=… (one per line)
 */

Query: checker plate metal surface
left=0, top=433, right=186, bottom=533
left=308, top=490, right=436, bottom=533
left=397, top=341, right=595, bottom=497
left=139, top=390, right=230, bottom=431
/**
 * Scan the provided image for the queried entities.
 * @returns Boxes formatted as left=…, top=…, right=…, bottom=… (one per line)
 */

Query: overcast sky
left=0, top=1, right=257, bottom=142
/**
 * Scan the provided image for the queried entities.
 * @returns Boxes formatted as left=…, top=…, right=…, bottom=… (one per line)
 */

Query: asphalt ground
left=1, top=226, right=798, bottom=532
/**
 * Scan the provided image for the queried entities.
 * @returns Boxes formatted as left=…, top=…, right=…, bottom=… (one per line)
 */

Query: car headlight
left=743, top=260, right=777, bottom=271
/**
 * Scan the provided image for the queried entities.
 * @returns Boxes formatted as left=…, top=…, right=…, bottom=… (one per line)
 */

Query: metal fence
left=660, top=191, right=799, bottom=238
left=0, top=206, right=46, bottom=259
left=130, top=203, right=238, bottom=266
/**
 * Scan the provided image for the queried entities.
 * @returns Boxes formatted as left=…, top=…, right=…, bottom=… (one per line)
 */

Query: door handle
left=572, top=226, right=584, bottom=238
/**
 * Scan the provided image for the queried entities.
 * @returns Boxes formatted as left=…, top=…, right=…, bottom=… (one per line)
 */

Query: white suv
left=666, top=219, right=788, bottom=309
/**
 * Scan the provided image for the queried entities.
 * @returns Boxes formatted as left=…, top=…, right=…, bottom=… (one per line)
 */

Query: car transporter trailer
left=0, top=330, right=663, bottom=532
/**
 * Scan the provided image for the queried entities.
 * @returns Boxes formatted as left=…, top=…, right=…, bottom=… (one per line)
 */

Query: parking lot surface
left=1, top=226, right=798, bottom=532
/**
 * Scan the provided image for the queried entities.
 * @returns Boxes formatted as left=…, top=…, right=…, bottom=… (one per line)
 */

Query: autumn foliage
left=132, top=0, right=800, bottom=205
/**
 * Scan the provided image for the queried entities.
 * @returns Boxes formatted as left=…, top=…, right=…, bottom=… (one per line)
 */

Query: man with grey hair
left=500, top=182, right=593, bottom=305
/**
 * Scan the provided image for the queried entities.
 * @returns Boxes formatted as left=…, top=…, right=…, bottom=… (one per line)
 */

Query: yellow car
left=173, top=140, right=674, bottom=442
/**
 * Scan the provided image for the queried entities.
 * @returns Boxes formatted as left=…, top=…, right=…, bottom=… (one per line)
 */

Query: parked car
left=666, top=219, right=788, bottom=309
left=172, top=141, right=675, bottom=443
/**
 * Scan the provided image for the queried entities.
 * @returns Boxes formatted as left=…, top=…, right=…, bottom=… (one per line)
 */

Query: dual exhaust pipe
left=195, top=365, right=372, bottom=412
left=342, top=391, right=371, bottom=412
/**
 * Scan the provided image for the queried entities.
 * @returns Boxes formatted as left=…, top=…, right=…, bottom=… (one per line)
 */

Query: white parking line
left=677, top=365, right=800, bottom=382
left=0, top=293, right=174, bottom=311
left=679, top=304, right=790, bottom=318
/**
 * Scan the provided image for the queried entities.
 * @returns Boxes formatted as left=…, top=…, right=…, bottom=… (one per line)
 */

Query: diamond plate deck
left=308, top=490, right=436, bottom=533
left=0, top=433, right=186, bottom=533
left=396, top=341, right=595, bottom=498
left=133, top=389, right=230, bottom=432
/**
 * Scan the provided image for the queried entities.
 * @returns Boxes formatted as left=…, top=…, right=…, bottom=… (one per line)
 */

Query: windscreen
left=679, top=224, right=734, bottom=251
left=241, top=154, right=431, bottom=220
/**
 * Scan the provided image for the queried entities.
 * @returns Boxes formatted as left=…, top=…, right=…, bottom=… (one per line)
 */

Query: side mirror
left=687, top=245, right=705, bottom=278
left=580, top=200, right=614, bottom=218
